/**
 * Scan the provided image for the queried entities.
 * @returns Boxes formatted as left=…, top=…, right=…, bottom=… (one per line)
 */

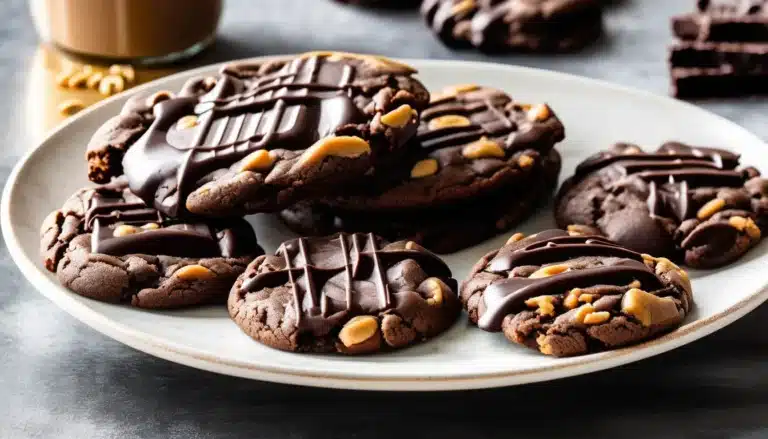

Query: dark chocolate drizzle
left=241, top=233, right=454, bottom=336
left=574, top=142, right=746, bottom=222
left=478, top=229, right=664, bottom=331
left=84, top=186, right=258, bottom=258
left=123, top=54, right=369, bottom=217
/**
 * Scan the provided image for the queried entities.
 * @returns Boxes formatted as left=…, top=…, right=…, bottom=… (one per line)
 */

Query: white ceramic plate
left=4, top=57, right=768, bottom=391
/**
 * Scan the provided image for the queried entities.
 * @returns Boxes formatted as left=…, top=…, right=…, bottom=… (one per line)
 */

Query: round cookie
left=40, top=179, right=263, bottom=309
left=228, top=232, right=461, bottom=354
left=279, top=149, right=562, bottom=253
left=556, top=141, right=768, bottom=268
left=89, top=51, right=430, bottom=218
left=328, top=84, right=565, bottom=211
left=421, top=0, right=604, bottom=53
left=461, top=229, right=694, bottom=357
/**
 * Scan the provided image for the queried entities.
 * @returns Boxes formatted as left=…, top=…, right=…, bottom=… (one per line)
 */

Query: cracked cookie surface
left=279, top=149, right=561, bottom=254
left=421, top=0, right=603, bottom=53
left=555, top=141, right=768, bottom=268
left=326, top=84, right=565, bottom=211
left=461, top=229, right=694, bottom=357
left=228, top=232, right=461, bottom=354
left=89, top=51, right=429, bottom=218
left=40, top=179, right=263, bottom=309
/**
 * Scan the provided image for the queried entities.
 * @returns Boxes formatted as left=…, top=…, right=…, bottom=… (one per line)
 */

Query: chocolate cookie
left=89, top=52, right=430, bottom=218
left=421, top=0, right=603, bottom=52
left=461, top=229, right=694, bottom=357
left=279, top=149, right=562, bottom=253
left=673, top=0, right=768, bottom=43
left=40, top=180, right=263, bottom=308
left=228, top=233, right=461, bottom=354
left=555, top=142, right=768, bottom=268
left=328, top=84, right=565, bottom=211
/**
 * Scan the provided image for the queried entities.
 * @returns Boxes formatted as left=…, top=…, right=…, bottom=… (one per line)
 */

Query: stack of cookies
left=38, top=51, right=768, bottom=357
left=670, top=0, right=768, bottom=98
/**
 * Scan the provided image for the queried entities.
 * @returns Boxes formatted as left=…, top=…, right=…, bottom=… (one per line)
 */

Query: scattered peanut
left=99, top=74, right=125, bottom=96
left=428, top=114, right=471, bottom=130
left=57, top=99, right=85, bottom=116
left=113, top=224, right=139, bottom=237
left=338, top=315, right=379, bottom=347
left=621, top=288, right=679, bottom=327
left=697, top=198, right=726, bottom=220
left=462, top=137, right=505, bottom=159
left=410, top=158, right=439, bottom=179
left=423, top=277, right=445, bottom=306
left=67, top=70, right=91, bottom=88
left=141, top=223, right=160, bottom=230
left=517, top=154, right=534, bottom=169
left=298, top=136, right=371, bottom=166
left=86, top=72, right=105, bottom=89
left=380, top=104, right=415, bottom=128
left=573, top=304, right=596, bottom=323
left=525, top=295, right=556, bottom=316
left=527, top=104, right=551, bottom=121
left=583, top=311, right=611, bottom=325
left=239, top=150, right=276, bottom=172
left=529, top=264, right=569, bottom=279
left=109, top=64, right=135, bottom=83
left=729, top=216, right=761, bottom=239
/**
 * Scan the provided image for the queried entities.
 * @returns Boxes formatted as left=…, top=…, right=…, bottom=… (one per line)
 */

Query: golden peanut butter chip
left=113, top=224, right=139, bottom=237
left=506, top=232, right=525, bottom=245
left=410, top=158, right=439, bottom=179
left=697, top=198, right=726, bottom=220
left=145, top=90, right=175, bottom=107
left=428, top=114, right=471, bottom=130
left=423, top=278, right=445, bottom=306
left=529, top=264, right=569, bottom=279
left=298, top=136, right=371, bottom=166
left=174, top=265, right=215, bottom=281
left=462, top=137, right=505, bottom=159
left=380, top=104, right=415, bottom=128
left=99, top=74, right=125, bottom=96
left=57, top=99, right=85, bottom=116
left=517, top=154, right=534, bottom=169
left=583, top=311, right=611, bottom=325
left=338, top=315, right=379, bottom=347
left=621, top=288, right=679, bottom=327
left=527, top=104, right=551, bottom=121
left=86, top=72, right=105, bottom=89
left=525, top=295, right=556, bottom=316
left=239, top=150, right=276, bottom=172
left=177, top=115, right=199, bottom=130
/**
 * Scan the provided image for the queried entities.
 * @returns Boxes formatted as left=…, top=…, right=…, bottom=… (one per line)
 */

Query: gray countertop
left=1, top=0, right=767, bottom=438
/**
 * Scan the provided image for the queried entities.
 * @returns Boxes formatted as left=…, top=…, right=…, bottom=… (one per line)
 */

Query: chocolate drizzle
left=84, top=186, right=258, bottom=258
left=477, top=230, right=664, bottom=331
left=123, top=54, right=371, bottom=217
left=574, top=142, right=746, bottom=222
left=241, top=233, right=454, bottom=336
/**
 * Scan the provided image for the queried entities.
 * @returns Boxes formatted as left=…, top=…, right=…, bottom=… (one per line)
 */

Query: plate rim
left=4, top=55, right=768, bottom=391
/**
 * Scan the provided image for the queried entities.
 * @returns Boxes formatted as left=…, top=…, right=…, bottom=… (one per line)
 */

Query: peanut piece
left=55, top=69, right=75, bottom=87
left=177, top=115, right=199, bottom=130
left=697, top=198, right=725, bottom=220
left=338, top=315, right=379, bottom=347
left=423, top=277, right=445, bottom=306
left=564, top=288, right=584, bottom=309
left=518, top=154, right=534, bottom=169
left=529, top=264, right=569, bottom=279
left=729, top=216, right=761, bottom=239
left=141, top=223, right=160, bottom=230
left=380, top=104, right=415, bottom=128
left=86, top=72, right=105, bottom=89
left=506, top=232, right=525, bottom=245
left=99, top=74, right=125, bottom=96
left=527, top=104, right=551, bottom=121
left=451, top=0, right=475, bottom=15
left=174, top=264, right=215, bottom=281
left=621, top=288, right=679, bottom=327
left=583, top=311, right=611, bottom=325
left=573, top=304, right=596, bottom=323
left=428, top=114, right=471, bottom=130
left=410, top=158, right=439, bottom=178
left=525, top=295, right=556, bottom=316
left=145, top=90, right=175, bottom=107
left=113, top=225, right=139, bottom=237
left=239, top=150, right=275, bottom=172
left=57, top=99, right=85, bottom=116
left=109, top=64, right=135, bottom=83
left=67, top=70, right=91, bottom=88
left=298, top=136, right=371, bottom=166
left=462, top=137, right=505, bottom=159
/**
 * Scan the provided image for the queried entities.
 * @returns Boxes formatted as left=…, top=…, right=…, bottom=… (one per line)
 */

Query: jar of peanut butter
left=30, top=0, right=223, bottom=65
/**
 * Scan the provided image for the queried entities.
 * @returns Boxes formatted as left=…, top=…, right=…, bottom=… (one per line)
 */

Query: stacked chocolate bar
left=670, top=0, right=768, bottom=98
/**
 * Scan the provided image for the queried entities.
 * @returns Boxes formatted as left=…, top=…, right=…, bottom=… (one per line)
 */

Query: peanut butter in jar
left=30, top=0, right=223, bottom=64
